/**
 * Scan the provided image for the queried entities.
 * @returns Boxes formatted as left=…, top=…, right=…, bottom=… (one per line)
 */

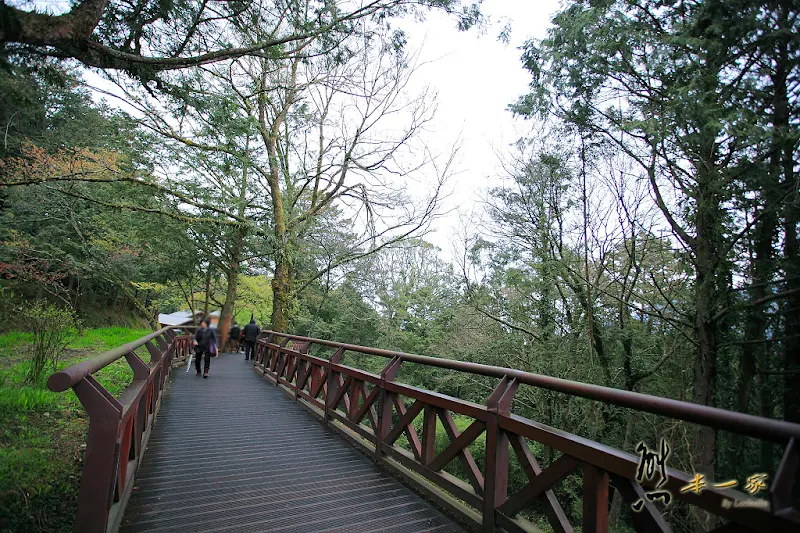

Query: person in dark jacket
left=242, top=317, right=260, bottom=361
left=229, top=322, right=241, bottom=352
left=193, top=318, right=218, bottom=378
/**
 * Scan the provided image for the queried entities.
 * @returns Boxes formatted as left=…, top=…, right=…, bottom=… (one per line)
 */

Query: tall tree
left=512, top=2, right=800, bottom=509
left=115, top=8, right=453, bottom=332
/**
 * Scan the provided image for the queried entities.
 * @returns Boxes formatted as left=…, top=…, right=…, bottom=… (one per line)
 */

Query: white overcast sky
left=396, top=0, right=561, bottom=256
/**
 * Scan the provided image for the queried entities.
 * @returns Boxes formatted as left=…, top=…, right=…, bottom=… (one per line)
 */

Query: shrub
left=21, top=302, right=79, bottom=384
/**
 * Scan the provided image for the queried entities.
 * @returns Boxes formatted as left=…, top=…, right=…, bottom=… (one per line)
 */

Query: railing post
left=771, top=438, right=798, bottom=515
left=72, top=375, right=123, bottom=533
left=153, top=335, right=168, bottom=352
left=483, top=376, right=518, bottom=533
left=275, top=337, right=291, bottom=385
left=294, top=342, right=310, bottom=400
left=257, top=342, right=266, bottom=374
left=124, top=350, right=149, bottom=461
left=582, top=464, right=609, bottom=533
left=145, top=340, right=161, bottom=364
left=262, top=333, right=275, bottom=368
left=295, top=357, right=304, bottom=400
left=348, top=375, right=359, bottom=421
left=422, top=404, right=437, bottom=466
left=324, top=347, right=345, bottom=425
left=375, top=356, right=402, bottom=462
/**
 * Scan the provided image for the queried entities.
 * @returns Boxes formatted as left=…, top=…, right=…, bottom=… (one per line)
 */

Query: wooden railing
left=254, top=331, right=800, bottom=533
left=47, top=327, right=193, bottom=533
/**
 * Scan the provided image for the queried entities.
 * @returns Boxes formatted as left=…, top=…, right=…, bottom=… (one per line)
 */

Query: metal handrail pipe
left=48, top=326, right=176, bottom=392
left=261, top=330, right=800, bottom=443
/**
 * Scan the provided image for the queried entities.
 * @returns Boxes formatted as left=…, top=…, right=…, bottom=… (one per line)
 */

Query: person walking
left=229, top=321, right=241, bottom=352
left=242, top=316, right=260, bottom=361
left=193, top=318, right=218, bottom=378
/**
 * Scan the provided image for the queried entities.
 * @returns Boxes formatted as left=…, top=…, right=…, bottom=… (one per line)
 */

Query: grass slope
left=0, top=327, right=151, bottom=533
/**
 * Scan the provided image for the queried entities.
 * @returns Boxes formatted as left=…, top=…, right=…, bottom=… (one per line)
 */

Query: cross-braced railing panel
left=254, top=331, right=800, bottom=533
left=47, top=327, right=194, bottom=533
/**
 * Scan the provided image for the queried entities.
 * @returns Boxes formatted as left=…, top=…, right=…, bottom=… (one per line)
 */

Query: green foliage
left=19, top=302, right=79, bottom=384
left=66, top=327, right=151, bottom=351
left=0, top=61, right=193, bottom=328
left=295, top=282, right=381, bottom=347
left=0, top=330, right=33, bottom=351
left=0, top=386, right=54, bottom=417
left=0, top=61, right=131, bottom=158
left=235, top=276, right=273, bottom=326
left=507, top=7, right=800, bottom=523
left=0, top=437, right=80, bottom=533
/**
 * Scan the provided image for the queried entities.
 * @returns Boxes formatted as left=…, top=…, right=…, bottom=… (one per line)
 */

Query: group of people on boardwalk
left=192, top=316, right=261, bottom=377
left=230, top=318, right=261, bottom=360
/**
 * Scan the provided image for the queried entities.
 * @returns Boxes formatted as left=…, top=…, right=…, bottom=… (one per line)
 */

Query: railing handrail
left=43, top=324, right=195, bottom=533
left=259, top=330, right=800, bottom=443
left=48, top=326, right=181, bottom=392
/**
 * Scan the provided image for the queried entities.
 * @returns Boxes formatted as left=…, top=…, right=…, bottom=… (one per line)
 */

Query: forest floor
left=0, top=327, right=150, bottom=533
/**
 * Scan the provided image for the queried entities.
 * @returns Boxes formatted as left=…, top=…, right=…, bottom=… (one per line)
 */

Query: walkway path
left=119, top=352, right=465, bottom=533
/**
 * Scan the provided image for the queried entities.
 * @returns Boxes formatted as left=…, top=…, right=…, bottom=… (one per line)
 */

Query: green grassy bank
left=0, top=327, right=150, bottom=533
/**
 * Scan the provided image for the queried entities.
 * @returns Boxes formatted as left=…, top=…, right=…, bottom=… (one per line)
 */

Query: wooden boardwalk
left=119, top=352, right=465, bottom=533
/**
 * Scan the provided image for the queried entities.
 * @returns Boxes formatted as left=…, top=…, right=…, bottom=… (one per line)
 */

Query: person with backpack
left=229, top=321, right=241, bottom=352
left=242, top=316, right=260, bottom=361
left=193, top=318, right=218, bottom=378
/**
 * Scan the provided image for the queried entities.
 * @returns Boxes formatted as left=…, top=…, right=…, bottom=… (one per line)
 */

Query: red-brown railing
left=254, top=331, right=800, bottom=533
left=47, top=327, right=193, bottom=533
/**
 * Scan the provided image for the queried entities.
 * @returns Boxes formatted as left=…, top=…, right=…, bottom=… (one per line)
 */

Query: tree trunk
left=0, top=0, right=109, bottom=47
left=267, top=124, right=291, bottom=331
left=120, top=284, right=158, bottom=330
left=271, top=257, right=291, bottom=332
left=774, top=33, right=800, bottom=424
left=218, top=137, right=250, bottom=350
left=258, top=57, right=299, bottom=333
left=687, top=36, right=727, bottom=529
left=759, top=372, right=775, bottom=468
left=218, top=268, right=239, bottom=351
left=218, top=229, right=246, bottom=348
left=580, top=134, right=594, bottom=364
left=691, top=157, right=723, bottom=531
left=202, top=271, right=211, bottom=319
left=730, top=214, right=775, bottom=471
left=182, top=280, right=197, bottom=325
left=783, top=200, right=799, bottom=423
